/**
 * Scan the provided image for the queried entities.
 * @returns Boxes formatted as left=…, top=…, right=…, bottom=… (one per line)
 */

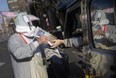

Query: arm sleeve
left=8, top=37, right=39, bottom=60
left=64, top=37, right=83, bottom=47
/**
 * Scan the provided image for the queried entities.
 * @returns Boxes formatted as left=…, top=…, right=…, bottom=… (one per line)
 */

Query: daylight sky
left=0, top=0, right=9, bottom=11
left=0, top=0, right=9, bottom=23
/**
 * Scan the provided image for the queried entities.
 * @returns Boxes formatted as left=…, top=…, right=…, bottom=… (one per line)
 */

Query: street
left=0, top=34, right=13, bottom=78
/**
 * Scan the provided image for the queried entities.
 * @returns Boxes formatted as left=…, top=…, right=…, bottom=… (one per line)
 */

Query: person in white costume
left=8, top=12, right=48, bottom=78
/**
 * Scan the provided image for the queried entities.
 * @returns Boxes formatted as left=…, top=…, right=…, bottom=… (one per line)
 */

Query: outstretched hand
left=51, top=39, right=64, bottom=48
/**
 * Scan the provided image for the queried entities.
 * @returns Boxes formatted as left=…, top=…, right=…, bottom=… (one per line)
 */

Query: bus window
left=90, top=0, right=116, bottom=50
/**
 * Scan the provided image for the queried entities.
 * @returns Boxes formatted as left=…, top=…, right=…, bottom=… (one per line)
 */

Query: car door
left=84, top=0, right=116, bottom=77
left=64, top=0, right=116, bottom=78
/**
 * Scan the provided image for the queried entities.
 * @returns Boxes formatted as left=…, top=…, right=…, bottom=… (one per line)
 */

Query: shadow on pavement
left=0, top=36, right=14, bottom=78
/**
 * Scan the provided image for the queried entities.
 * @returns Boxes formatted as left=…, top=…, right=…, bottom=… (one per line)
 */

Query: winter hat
left=93, top=10, right=109, bottom=25
left=14, top=12, right=36, bottom=37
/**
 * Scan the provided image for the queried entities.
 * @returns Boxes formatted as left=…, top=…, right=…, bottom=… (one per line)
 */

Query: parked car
left=63, top=0, right=116, bottom=78
left=29, top=0, right=116, bottom=78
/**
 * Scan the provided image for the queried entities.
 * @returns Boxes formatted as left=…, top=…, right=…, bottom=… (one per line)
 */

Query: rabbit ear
left=27, top=15, right=40, bottom=21
left=0, top=11, right=17, bottom=18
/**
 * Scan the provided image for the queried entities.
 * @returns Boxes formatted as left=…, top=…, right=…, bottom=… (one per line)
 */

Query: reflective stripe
left=19, top=34, right=28, bottom=44
left=103, top=25, right=107, bottom=33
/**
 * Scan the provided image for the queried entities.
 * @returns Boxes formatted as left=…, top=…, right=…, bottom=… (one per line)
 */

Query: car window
left=65, top=7, right=82, bottom=38
left=90, top=0, right=116, bottom=50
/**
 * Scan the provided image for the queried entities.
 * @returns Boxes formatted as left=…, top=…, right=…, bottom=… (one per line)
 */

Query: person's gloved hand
left=94, top=29, right=105, bottom=36
left=36, top=35, right=48, bottom=44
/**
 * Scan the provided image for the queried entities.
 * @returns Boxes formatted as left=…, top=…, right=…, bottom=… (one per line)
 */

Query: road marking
left=0, top=62, right=5, bottom=66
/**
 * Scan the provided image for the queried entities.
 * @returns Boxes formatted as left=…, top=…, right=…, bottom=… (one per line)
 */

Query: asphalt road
left=0, top=35, right=14, bottom=78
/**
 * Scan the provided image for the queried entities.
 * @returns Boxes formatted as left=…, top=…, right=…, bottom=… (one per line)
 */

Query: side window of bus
left=90, top=0, right=116, bottom=50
